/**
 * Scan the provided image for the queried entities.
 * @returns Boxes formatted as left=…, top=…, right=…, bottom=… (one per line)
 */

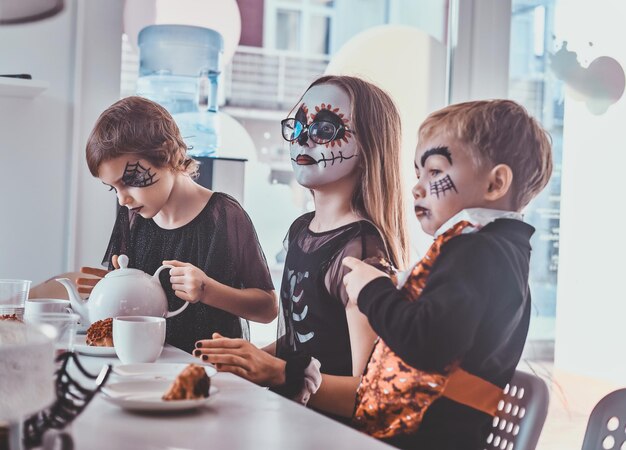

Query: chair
left=581, top=388, right=626, bottom=450
left=484, top=370, right=550, bottom=450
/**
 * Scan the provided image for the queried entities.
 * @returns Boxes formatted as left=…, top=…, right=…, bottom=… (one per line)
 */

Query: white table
left=71, top=346, right=394, bottom=450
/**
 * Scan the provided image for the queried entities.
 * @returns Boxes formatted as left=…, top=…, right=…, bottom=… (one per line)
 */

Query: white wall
left=0, top=3, right=77, bottom=282
left=69, top=0, right=124, bottom=270
left=0, top=0, right=123, bottom=283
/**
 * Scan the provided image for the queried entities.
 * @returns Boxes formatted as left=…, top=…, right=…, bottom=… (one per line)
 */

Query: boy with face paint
left=81, top=96, right=277, bottom=354
left=342, top=99, right=553, bottom=449
left=193, top=76, right=410, bottom=417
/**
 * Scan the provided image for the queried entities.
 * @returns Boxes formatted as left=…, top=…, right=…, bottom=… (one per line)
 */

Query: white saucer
left=113, top=363, right=216, bottom=379
left=101, top=380, right=217, bottom=412
left=74, top=335, right=117, bottom=357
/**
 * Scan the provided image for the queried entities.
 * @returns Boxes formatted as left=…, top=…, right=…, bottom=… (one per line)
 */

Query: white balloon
left=123, top=0, right=241, bottom=65
left=325, top=25, right=447, bottom=257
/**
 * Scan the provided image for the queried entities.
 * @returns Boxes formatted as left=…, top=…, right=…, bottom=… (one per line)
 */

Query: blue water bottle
left=137, top=24, right=224, bottom=156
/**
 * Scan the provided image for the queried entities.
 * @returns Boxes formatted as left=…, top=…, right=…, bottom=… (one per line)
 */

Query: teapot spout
left=55, top=278, right=88, bottom=323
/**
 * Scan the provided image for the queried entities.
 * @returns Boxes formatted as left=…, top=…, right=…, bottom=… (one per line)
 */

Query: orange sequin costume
left=353, top=221, right=502, bottom=438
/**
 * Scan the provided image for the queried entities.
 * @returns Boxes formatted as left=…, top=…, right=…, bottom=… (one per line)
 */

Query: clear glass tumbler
left=24, top=312, right=80, bottom=357
left=0, top=279, right=31, bottom=320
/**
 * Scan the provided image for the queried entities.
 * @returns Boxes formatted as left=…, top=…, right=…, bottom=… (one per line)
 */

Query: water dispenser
left=137, top=24, right=223, bottom=157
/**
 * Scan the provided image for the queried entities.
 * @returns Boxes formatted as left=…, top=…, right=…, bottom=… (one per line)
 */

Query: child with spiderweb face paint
left=78, top=96, right=277, bottom=354
left=192, top=75, right=409, bottom=419
left=341, top=100, right=553, bottom=449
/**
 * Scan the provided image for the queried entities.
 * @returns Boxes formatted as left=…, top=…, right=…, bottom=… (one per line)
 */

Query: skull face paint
left=289, top=84, right=359, bottom=189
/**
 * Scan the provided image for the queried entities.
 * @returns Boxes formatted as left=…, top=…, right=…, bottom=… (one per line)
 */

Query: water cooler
left=136, top=24, right=246, bottom=203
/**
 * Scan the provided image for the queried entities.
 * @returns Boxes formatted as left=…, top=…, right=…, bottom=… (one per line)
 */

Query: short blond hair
left=418, top=99, right=553, bottom=210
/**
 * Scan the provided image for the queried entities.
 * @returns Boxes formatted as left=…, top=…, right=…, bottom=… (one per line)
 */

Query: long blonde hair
left=307, top=75, right=409, bottom=269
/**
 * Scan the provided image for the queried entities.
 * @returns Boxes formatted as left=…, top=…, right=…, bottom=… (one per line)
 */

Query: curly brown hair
left=86, top=96, right=198, bottom=178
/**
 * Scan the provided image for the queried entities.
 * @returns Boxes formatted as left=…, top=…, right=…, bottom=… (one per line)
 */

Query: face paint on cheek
left=429, top=175, right=458, bottom=198
left=295, top=104, right=308, bottom=124
left=122, top=161, right=159, bottom=188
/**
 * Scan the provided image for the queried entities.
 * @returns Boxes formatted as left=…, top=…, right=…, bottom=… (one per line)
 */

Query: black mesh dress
left=102, top=192, right=274, bottom=354
left=276, top=212, right=389, bottom=377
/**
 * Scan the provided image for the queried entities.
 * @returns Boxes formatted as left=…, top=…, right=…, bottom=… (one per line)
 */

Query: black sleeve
left=326, top=230, right=388, bottom=306
left=222, top=197, right=275, bottom=291
left=357, top=234, right=497, bottom=372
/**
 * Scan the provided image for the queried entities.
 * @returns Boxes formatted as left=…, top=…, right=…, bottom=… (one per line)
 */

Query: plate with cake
left=102, top=364, right=217, bottom=411
left=74, top=318, right=117, bottom=356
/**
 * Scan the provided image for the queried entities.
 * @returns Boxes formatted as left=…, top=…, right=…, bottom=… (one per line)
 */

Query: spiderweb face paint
left=429, top=175, right=458, bottom=198
left=122, top=161, right=159, bottom=188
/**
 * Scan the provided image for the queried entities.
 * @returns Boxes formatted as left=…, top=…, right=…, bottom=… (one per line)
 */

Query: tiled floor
left=517, top=360, right=622, bottom=450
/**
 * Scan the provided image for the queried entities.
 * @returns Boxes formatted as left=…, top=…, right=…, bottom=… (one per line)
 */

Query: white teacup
left=24, top=298, right=71, bottom=317
left=113, top=316, right=166, bottom=364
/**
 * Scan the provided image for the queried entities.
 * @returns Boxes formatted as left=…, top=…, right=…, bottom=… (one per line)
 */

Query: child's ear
left=485, top=164, right=513, bottom=202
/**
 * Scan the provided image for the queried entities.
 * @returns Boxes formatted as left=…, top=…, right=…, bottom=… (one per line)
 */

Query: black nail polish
left=202, top=355, right=208, bottom=361
left=193, top=349, right=201, bottom=357
left=195, top=342, right=202, bottom=348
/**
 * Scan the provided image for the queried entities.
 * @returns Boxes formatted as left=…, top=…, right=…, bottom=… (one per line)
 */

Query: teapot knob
left=118, top=254, right=129, bottom=269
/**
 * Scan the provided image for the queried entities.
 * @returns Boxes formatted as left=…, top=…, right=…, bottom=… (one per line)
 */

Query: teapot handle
left=153, top=264, right=190, bottom=318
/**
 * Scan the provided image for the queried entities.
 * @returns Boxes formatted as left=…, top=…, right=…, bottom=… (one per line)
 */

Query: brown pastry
left=162, top=364, right=211, bottom=401
left=0, top=314, right=22, bottom=322
left=86, top=318, right=113, bottom=347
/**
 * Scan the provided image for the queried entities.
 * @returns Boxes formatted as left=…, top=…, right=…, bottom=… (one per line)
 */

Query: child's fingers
left=342, top=256, right=362, bottom=270
left=173, top=290, right=197, bottom=303
left=79, top=267, right=109, bottom=277
left=163, top=260, right=191, bottom=267
left=214, top=364, right=247, bottom=378
left=197, top=337, right=243, bottom=349
left=202, top=353, right=249, bottom=368
left=76, top=277, right=100, bottom=287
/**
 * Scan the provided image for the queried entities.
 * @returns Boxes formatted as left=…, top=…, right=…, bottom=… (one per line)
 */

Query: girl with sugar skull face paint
left=284, top=83, right=360, bottom=188
left=194, top=76, right=409, bottom=418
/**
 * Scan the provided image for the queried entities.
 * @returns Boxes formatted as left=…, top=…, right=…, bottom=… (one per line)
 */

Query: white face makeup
left=98, top=156, right=175, bottom=219
left=288, top=84, right=359, bottom=189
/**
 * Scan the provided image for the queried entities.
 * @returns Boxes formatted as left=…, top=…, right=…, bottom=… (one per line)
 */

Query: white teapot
left=56, top=255, right=188, bottom=325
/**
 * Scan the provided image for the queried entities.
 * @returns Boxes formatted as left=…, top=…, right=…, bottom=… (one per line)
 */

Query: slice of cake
left=162, top=364, right=211, bottom=401
left=86, top=318, right=113, bottom=347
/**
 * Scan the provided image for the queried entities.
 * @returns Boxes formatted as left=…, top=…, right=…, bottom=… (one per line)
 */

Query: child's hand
left=76, top=255, right=120, bottom=295
left=342, top=256, right=389, bottom=305
left=193, top=333, right=286, bottom=387
left=164, top=260, right=212, bottom=304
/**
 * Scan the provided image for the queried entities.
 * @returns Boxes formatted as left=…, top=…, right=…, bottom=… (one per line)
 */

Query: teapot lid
left=104, top=255, right=144, bottom=278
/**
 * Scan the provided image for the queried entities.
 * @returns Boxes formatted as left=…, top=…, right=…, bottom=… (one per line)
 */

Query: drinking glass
left=24, top=313, right=80, bottom=357
left=0, top=279, right=31, bottom=319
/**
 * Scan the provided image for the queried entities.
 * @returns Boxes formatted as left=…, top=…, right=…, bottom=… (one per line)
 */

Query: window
left=276, top=9, right=301, bottom=51
left=509, top=0, right=563, bottom=358
left=266, top=0, right=334, bottom=55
